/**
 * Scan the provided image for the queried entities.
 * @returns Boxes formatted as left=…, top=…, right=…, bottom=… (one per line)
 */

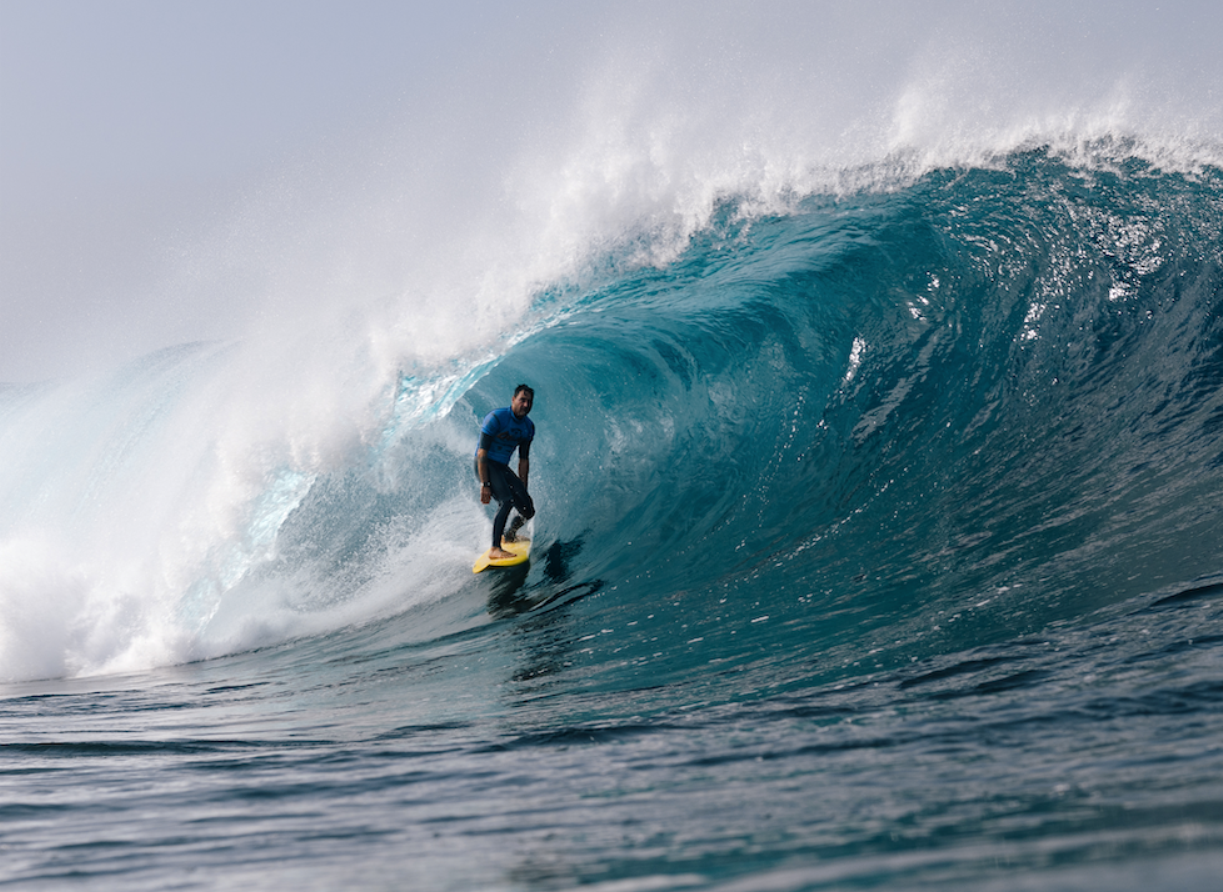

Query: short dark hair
left=514, top=383, right=534, bottom=399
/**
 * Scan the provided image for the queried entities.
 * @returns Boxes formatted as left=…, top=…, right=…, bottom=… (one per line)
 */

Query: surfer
left=475, top=384, right=536, bottom=560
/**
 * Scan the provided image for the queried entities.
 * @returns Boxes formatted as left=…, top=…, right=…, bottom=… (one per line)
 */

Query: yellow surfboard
left=473, top=538, right=531, bottom=573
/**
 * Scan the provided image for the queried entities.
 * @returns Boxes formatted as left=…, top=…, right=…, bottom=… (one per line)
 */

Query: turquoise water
left=3, top=149, right=1223, bottom=889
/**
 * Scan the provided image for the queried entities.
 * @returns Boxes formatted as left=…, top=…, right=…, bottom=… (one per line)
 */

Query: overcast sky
left=1, top=1, right=589, bottom=381
left=2, top=0, right=1220, bottom=383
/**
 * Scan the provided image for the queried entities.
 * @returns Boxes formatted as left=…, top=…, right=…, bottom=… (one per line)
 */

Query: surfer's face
left=511, top=391, right=533, bottom=418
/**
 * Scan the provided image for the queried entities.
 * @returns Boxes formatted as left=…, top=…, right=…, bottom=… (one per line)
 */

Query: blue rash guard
left=477, top=407, right=535, bottom=465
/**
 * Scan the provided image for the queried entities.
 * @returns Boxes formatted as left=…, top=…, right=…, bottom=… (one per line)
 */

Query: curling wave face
left=2, top=146, right=1221, bottom=686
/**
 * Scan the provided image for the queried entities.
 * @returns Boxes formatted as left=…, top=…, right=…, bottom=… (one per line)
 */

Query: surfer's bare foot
left=490, top=547, right=516, bottom=560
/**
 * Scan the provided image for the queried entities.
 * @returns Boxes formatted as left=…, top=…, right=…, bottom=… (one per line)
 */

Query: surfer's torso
left=477, top=407, right=534, bottom=465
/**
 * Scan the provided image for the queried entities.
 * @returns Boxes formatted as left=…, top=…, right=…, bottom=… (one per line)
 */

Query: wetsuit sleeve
left=479, top=410, right=501, bottom=450
left=519, top=439, right=531, bottom=460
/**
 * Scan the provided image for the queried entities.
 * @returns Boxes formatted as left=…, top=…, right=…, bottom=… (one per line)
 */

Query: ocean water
left=4, top=10, right=1223, bottom=886
left=4, top=145, right=1222, bottom=890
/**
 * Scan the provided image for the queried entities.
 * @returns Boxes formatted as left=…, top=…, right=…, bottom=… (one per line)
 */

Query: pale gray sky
left=2, top=1, right=1220, bottom=382
left=1, top=1, right=597, bottom=380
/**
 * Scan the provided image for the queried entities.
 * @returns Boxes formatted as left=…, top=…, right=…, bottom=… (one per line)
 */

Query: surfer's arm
left=476, top=447, right=492, bottom=504
left=518, top=441, right=530, bottom=489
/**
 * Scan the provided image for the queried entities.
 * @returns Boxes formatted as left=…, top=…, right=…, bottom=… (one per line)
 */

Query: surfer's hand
left=481, top=486, right=491, bottom=504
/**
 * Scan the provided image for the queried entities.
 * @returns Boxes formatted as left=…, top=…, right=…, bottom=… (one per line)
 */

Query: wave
left=2, top=143, right=1222, bottom=684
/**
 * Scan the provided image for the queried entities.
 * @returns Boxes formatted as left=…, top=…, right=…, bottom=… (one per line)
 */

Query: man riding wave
left=475, top=384, right=535, bottom=560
